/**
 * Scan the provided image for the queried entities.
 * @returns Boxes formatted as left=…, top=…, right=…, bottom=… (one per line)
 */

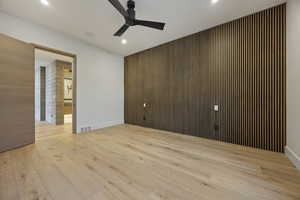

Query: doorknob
left=143, top=103, right=148, bottom=108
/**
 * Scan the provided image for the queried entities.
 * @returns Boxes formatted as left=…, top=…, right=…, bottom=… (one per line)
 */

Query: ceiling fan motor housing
left=108, top=0, right=165, bottom=36
left=127, top=0, right=136, bottom=19
left=127, top=0, right=135, bottom=9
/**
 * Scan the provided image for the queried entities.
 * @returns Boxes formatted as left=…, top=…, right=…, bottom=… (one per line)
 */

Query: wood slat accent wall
left=125, top=4, right=286, bottom=152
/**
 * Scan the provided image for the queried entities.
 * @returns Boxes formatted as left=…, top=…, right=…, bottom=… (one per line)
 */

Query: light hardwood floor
left=35, top=121, right=72, bottom=140
left=1, top=125, right=300, bottom=200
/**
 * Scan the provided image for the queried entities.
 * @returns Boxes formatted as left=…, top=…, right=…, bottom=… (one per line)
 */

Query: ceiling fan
left=108, top=0, right=166, bottom=37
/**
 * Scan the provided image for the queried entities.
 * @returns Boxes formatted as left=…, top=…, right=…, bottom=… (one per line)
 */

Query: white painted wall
left=0, top=11, right=124, bottom=133
left=287, top=0, right=300, bottom=170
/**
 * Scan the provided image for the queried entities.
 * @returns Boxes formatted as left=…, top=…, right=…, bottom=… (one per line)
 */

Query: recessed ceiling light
left=211, top=0, right=219, bottom=4
left=121, top=39, right=127, bottom=45
left=41, top=0, right=49, bottom=6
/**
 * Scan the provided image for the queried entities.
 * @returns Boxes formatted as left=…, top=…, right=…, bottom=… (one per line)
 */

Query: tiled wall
left=45, top=60, right=69, bottom=125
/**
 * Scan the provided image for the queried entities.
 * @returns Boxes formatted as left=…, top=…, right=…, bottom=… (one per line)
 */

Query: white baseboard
left=77, top=120, right=124, bottom=134
left=285, top=146, right=300, bottom=171
left=93, top=120, right=124, bottom=130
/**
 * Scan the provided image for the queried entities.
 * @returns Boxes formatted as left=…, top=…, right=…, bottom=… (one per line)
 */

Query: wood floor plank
left=83, top=134, right=254, bottom=200
left=31, top=143, right=85, bottom=200
left=0, top=124, right=299, bottom=200
left=85, top=127, right=299, bottom=200
left=34, top=138, right=117, bottom=200
left=35, top=121, right=72, bottom=140
left=0, top=152, right=21, bottom=200
left=9, top=147, right=53, bottom=200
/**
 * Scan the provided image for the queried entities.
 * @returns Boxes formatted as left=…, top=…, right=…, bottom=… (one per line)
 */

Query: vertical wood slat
left=124, top=4, right=286, bottom=152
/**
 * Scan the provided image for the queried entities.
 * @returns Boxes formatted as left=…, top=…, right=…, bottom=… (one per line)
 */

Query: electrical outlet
left=81, top=126, right=92, bottom=133
left=214, top=105, right=219, bottom=112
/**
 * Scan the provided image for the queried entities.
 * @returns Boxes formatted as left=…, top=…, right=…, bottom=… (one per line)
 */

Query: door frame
left=32, top=44, right=78, bottom=134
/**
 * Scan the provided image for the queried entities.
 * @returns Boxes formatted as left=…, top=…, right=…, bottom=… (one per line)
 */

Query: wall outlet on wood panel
left=214, top=105, right=219, bottom=112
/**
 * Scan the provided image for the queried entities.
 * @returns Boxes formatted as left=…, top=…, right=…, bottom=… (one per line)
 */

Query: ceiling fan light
left=212, top=0, right=219, bottom=4
left=41, top=0, right=49, bottom=6
left=122, top=39, right=127, bottom=44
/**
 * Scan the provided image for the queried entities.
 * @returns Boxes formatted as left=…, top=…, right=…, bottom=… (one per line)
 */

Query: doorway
left=0, top=34, right=78, bottom=152
left=34, top=45, right=77, bottom=139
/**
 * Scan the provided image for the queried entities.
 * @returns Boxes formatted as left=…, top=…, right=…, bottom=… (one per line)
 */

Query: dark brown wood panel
left=0, top=34, right=35, bottom=152
left=124, top=4, right=286, bottom=152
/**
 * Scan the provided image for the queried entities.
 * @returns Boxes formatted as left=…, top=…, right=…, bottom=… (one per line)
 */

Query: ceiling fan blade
left=114, top=24, right=129, bottom=37
left=134, top=20, right=165, bottom=30
left=108, top=0, right=129, bottom=18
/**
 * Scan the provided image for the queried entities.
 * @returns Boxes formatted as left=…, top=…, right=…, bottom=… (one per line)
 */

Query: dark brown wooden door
left=0, top=34, right=35, bottom=152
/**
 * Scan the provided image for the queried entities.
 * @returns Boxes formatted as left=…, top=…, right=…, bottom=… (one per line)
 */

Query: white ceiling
left=0, top=0, right=286, bottom=56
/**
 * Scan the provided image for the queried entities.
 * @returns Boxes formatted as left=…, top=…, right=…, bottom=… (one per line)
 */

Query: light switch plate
left=214, top=105, right=219, bottom=112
